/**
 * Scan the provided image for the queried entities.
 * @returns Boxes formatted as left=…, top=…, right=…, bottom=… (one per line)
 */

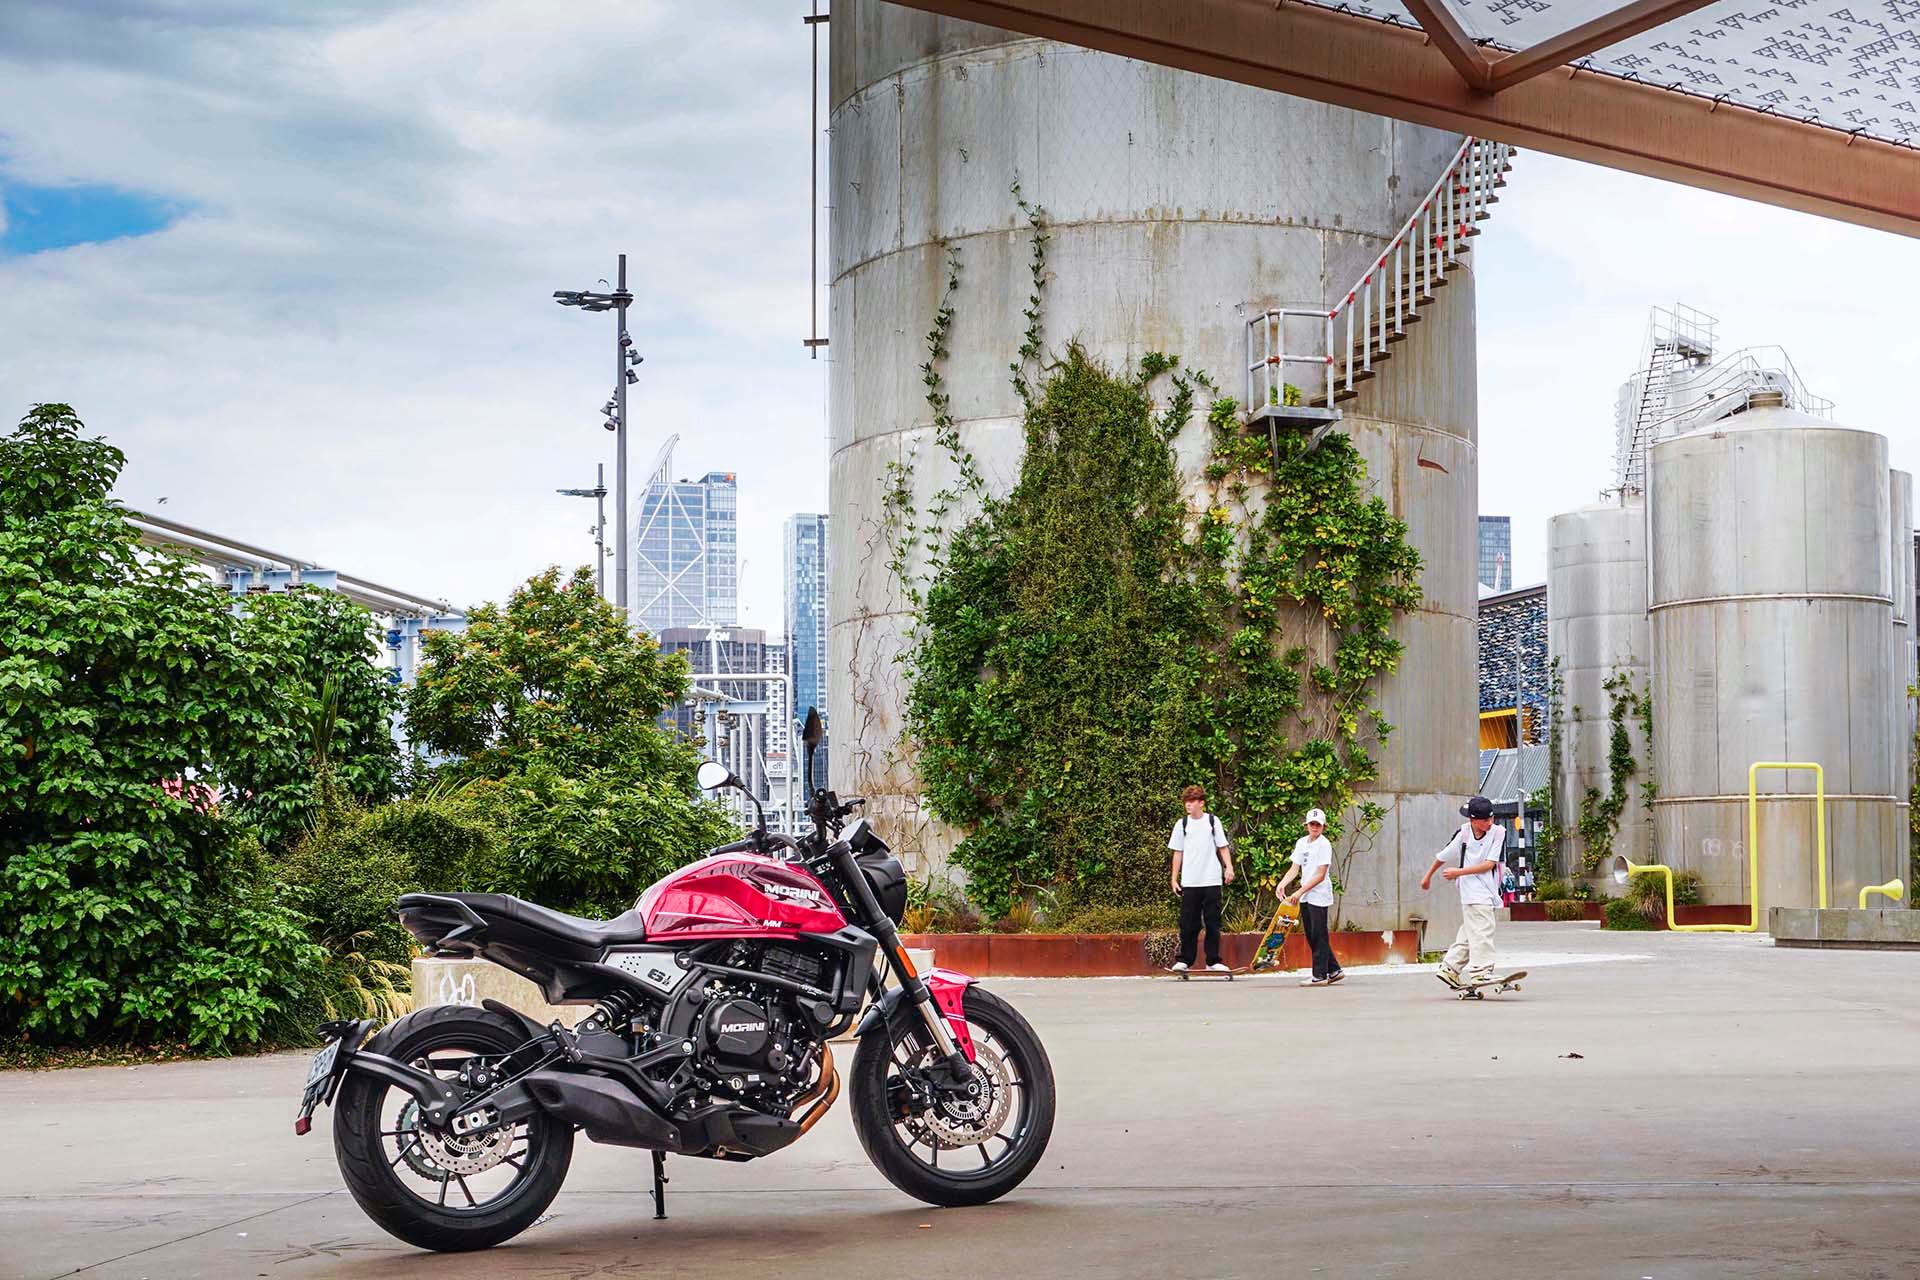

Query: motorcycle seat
left=399, top=892, right=648, bottom=951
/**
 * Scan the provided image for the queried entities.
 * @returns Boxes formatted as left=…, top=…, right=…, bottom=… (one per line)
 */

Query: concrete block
left=1770, top=906, right=1920, bottom=948
left=412, top=958, right=590, bottom=1028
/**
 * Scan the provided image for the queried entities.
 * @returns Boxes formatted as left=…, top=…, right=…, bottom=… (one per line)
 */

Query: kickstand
left=651, top=1149, right=669, bottom=1220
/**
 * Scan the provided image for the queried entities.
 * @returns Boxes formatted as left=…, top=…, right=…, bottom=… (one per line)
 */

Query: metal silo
left=1891, top=470, right=1914, bottom=842
left=1647, top=400, right=1902, bottom=910
left=828, top=1, right=1480, bottom=933
left=1547, top=496, right=1651, bottom=880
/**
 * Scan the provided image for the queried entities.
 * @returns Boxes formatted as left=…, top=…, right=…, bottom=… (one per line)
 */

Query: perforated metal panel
left=1324, top=0, right=1920, bottom=145
left=605, top=949, right=690, bottom=997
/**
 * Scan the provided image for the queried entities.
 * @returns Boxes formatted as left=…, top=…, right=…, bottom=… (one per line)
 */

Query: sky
left=3, top=1, right=1919, bottom=626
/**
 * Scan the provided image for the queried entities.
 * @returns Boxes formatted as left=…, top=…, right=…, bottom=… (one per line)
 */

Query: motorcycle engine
left=702, top=998, right=783, bottom=1073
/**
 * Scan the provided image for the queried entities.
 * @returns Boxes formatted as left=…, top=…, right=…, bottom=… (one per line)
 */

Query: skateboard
left=1247, top=900, right=1303, bottom=973
left=1443, top=970, right=1527, bottom=999
left=1172, top=966, right=1236, bottom=980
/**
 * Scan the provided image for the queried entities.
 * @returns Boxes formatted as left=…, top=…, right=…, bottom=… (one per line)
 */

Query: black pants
left=1177, top=885, right=1224, bottom=966
left=1301, top=901, right=1340, bottom=979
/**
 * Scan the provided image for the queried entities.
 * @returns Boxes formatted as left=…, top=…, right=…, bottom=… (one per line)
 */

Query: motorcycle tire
left=333, top=1004, right=574, bottom=1252
left=850, top=984, right=1056, bottom=1207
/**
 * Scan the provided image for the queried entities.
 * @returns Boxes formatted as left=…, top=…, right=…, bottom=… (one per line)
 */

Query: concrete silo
left=1891, top=470, right=1914, bottom=841
left=827, top=1, right=1481, bottom=934
left=1547, top=496, right=1652, bottom=879
left=1647, top=398, right=1904, bottom=909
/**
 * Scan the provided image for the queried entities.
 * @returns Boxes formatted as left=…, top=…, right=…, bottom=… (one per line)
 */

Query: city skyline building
left=1477, top=515, right=1512, bottom=593
left=783, top=513, right=830, bottom=724
left=630, top=435, right=738, bottom=635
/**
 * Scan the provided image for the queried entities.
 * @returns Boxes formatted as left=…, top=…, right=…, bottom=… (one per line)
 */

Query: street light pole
left=553, top=254, right=637, bottom=615
left=556, top=462, right=609, bottom=599
left=613, top=254, right=630, bottom=612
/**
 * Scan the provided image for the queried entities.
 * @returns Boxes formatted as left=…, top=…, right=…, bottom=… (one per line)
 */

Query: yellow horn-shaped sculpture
left=1858, top=879, right=1905, bottom=909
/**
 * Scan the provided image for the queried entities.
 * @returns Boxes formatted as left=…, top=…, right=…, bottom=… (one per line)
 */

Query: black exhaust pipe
left=518, top=1071, right=683, bottom=1150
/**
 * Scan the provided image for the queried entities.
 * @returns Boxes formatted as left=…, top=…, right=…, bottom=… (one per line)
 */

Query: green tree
left=404, top=567, right=735, bottom=915
left=225, top=588, right=401, bottom=851
left=0, top=405, right=317, bottom=1048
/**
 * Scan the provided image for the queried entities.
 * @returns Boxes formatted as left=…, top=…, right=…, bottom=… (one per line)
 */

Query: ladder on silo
left=1243, top=136, right=1515, bottom=437
left=1616, top=304, right=1716, bottom=492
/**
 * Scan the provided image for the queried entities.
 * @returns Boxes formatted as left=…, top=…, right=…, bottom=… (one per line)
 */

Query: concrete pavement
left=4, top=923, right=1918, bottom=1279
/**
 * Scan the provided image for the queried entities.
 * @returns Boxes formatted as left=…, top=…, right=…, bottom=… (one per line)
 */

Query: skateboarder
left=1421, top=795, right=1507, bottom=990
left=1168, top=784, right=1234, bottom=973
left=1281, top=808, right=1343, bottom=986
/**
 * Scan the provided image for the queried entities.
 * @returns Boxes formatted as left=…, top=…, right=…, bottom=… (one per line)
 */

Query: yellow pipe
left=1747, top=762, right=1828, bottom=928
left=1611, top=856, right=1749, bottom=933
left=1859, top=879, right=1905, bottom=909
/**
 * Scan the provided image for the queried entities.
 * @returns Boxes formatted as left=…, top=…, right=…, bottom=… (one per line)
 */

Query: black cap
left=1460, top=795, right=1494, bottom=820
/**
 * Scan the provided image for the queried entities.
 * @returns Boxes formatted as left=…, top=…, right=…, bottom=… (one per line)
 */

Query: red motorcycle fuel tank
left=638, top=853, right=848, bottom=939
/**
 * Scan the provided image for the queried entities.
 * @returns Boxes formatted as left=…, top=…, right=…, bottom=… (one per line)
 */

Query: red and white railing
left=1245, top=137, right=1514, bottom=411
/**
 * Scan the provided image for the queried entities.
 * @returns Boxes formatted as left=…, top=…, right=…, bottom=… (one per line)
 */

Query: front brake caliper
left=887, top=1068, right=933, bottom=1121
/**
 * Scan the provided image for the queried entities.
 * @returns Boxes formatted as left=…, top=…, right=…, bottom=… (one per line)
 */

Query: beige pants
left=1442, top=903, right=1498, bottom=980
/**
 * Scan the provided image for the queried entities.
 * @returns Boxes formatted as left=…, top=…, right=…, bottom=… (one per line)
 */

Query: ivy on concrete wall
left=1574, top=669, right=1653, bottom=875
left=876, top=188, right=1423, bottom=916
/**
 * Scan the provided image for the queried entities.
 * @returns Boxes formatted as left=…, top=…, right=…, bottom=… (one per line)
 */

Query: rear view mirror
left=697, top=761, right=740, bottom=791
left=802, top=707, right=824, bottom=751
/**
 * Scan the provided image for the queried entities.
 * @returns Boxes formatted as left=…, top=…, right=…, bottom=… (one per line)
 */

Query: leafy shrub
left=902, top=874, right=983, bottom=934
left=1047, top=902, right=1179, bottom=934
left=991, top=900, right=1041, bottom=934
left=1535, top=877, right=1576, bottom=902
left=1603, top=897, right=1660, bottom=930
left=0, top=406, right=334, bottom=1051
left=1222, top=899, right=1264, bottom=934
left=1545, top=900, right=1588, bottom=922
left=1624, top=867, right=1702, bottom=921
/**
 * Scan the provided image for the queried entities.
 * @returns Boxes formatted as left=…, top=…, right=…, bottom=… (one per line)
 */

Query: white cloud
left=0, top=0, right=826, bottom=630
left=4, top=4, right=1915, bottom=632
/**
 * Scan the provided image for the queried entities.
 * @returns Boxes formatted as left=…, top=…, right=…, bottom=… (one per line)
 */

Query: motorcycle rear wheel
left=333, top=1004, right=573, bottom=1252
left=850, top=985, right=1055, bottom=1207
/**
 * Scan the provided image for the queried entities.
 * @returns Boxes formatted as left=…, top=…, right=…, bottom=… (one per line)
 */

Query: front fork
left=868, top=922, right=975, bottom=1070
left=824, top=839, right=974, bottom=1072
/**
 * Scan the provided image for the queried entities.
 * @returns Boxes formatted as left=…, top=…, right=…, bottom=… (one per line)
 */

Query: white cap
left=1304, top=808, right=1327, bottom=826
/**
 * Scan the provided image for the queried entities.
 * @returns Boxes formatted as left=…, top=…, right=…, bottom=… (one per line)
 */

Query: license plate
left=304, top=1039, right=340, bottom=1089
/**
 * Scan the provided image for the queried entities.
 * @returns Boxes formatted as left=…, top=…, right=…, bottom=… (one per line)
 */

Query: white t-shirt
left=1167, top=813, right=1229, bottom=888
left=1292, top=834, right=1335, bottom=907
left=1432, top=822, right=1507, bottom=906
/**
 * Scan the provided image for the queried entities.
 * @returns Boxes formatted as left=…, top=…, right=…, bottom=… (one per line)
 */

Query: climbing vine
left=1536, top=656, right=1566, bottom=877
left=1574, top=669, right=1652, bottom=874
left=874, top=185, right=1424, bottom=918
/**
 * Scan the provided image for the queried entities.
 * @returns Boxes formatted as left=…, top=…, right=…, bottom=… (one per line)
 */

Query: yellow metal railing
left=1859, top=878, right=1905, bottom=909
left=1609, top=761, right=1828, bottom=934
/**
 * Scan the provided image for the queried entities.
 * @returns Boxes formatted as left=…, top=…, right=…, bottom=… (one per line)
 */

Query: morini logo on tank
left=719, top=1021, right=768, bottom=1034
left=763, top=881, right=824, bottom=907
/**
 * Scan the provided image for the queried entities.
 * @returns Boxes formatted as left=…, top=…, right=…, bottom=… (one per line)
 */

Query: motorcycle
left=292, top=708, right=1056, bottom=1252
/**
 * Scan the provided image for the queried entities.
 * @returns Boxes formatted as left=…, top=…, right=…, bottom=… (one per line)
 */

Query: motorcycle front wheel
left=333, top=1004, right=574, bottom=1252
left=850, top=984, right=1056, bottom=1207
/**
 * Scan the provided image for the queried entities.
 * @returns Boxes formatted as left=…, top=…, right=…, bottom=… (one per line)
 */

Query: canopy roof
left=894, top=0, right=1920, bottom=235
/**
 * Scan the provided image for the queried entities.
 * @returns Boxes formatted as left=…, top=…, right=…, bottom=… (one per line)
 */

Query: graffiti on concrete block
left=433, top=968, right=476, bottom=1007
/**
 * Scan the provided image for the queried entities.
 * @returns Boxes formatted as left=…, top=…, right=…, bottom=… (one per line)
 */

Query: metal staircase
left=1613, top=304, right=1716, bottom=493
left=1244, top=136, right=1515, bottom=420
